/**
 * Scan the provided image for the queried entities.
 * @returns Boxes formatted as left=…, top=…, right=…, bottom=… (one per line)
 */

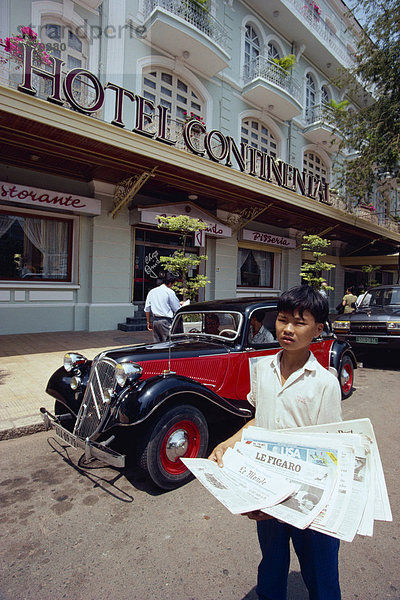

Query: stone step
left=117, top=322, right=147, bottom=332
left=126, top=316, right=147, bottom=325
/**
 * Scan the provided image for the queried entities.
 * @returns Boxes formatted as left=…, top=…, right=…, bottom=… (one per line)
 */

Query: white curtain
left=252, top=250, right=272, bottom=287
left=237, top=248, right=251, bottom=284
left=0, top=214, right=18, bottom=238
left=23, top=217, right=69, bottom=278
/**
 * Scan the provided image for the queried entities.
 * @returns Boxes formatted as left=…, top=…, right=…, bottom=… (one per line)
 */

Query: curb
left=0, top=419, right=45, bottom=441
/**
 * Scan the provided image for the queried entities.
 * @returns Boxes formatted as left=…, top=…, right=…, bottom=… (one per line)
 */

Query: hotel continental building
left=0, top=0, right=399, bottom=334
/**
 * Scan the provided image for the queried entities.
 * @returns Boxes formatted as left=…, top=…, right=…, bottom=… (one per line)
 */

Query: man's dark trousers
left=256, top=519, right=341, bottom=600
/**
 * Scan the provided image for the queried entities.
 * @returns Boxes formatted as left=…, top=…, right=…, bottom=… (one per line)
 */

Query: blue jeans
left=256, top=519, right=341, bottom=600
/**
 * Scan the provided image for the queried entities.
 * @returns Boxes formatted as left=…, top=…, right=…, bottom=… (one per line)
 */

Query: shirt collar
left=271, top=349, right=318, bottom=374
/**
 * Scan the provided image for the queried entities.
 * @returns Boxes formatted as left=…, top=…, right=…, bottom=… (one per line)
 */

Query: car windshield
left=360, top=288, right=400, bottom=308
left=171, top=311, right=242, bottom=340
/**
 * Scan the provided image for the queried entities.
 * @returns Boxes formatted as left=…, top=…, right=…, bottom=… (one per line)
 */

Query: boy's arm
left=208, top=418, right=255, bottom=467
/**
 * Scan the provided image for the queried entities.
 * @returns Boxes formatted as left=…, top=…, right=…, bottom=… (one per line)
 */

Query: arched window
left=142, top=69, right=205, bottom=126
left=305, top=73, right=317, bottom=122
left=41, top=22, right=88, bottom=70
left=321, top=86, right=330, bottom=105
left=267, top=42, right=280, bottom=61
left=241, top=118, right=279, bottom=159
left=40, top=20, right=89, bottom=101
left=303, top=150, right=328, bottom=182
left=244, top=25, right=260, bottom=80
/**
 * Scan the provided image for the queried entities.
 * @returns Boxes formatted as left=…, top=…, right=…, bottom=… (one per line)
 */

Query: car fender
left=114, top=373, right=253, bottom=427
left=45, top=365, right=90, bottom=417
left=329, top=339, right=357, bottom=373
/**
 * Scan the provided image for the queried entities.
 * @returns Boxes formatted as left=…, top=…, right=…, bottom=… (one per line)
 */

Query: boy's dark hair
left=278, top=285, right=329, bottom=324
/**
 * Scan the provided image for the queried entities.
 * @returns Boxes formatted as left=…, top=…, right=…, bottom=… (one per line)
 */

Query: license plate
left=355, top=336, right=378, bottom=344
left=55, top=424, right=77, bottom=447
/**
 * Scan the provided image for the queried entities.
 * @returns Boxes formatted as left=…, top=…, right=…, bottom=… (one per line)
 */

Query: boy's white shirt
left=247, top=350, right=342, bottom=430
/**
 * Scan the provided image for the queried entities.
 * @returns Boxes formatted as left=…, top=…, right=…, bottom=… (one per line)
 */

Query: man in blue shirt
left=145, top=273, right=181, bottom=342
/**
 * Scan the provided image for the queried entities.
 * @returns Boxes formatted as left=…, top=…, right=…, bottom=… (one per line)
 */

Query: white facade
left=0, top=0, right=399, bottom=334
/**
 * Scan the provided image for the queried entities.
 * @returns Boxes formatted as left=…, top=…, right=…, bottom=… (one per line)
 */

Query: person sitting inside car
left=205, top=313, right=220, bottom=335
left=248, top=310, right=274, bottom=345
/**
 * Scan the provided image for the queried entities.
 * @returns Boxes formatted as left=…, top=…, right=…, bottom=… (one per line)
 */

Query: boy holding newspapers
left=209, top=286, right=343, bottom=600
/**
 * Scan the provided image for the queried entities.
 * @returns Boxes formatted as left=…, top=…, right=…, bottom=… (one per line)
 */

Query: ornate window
left=267, top=42, right=280, bottom=61
left=142, top=69, right=205, bottom=126
left=244, top=25, right=260, bottom=80
left=305, top=73, right=316, bottom=122
left=241, top=118, right=279, bottom=159
left=303, top=151, right=328, bottom=181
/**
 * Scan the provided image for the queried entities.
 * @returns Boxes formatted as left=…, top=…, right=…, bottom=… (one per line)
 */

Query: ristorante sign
left=0, top=181, right=101, bottom=215
left=17, top=44, right=330, bottom=205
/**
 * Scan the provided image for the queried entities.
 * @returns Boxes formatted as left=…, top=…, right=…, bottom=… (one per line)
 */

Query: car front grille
left=350, top=322, right=387, bottom=334
left=73, top=357, right=117, bottom=439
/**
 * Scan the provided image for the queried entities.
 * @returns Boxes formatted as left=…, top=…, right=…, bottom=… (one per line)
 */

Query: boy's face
left=275, top=309, right=324, bottom=352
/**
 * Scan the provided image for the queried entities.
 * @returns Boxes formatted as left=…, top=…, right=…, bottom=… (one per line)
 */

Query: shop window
left=237, top=248, right=273, bottom=287
left=0, top=211, right=72, bottom=281
left=134, top=227, right=197, bottom=301
left=241, top=118, right=279, bottom=158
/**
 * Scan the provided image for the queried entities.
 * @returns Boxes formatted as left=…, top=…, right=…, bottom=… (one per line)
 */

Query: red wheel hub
left=160, top=420, right=201, bottom=475
left=341, top=365, right=353, bottom=394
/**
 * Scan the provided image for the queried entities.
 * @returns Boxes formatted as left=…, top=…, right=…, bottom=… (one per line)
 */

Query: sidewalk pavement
left=0, top=328, right=152, bottom=440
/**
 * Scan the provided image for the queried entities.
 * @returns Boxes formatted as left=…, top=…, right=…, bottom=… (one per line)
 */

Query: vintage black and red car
left=41, top=297, right=356, bottom=489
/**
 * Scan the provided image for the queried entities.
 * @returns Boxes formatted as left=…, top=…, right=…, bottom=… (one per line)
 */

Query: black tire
left=338, top=355, right=354, bottom=399
left=137, top=404, right=209, bottom=490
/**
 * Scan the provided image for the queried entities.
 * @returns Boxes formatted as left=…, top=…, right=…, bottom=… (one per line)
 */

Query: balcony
left=246, top=0, right=355, bottom=72
left=303, top=104, right=342, bottom=152
left=242, top=56, right=302, bottom=120
left=143, top=0, right=230, bottom=77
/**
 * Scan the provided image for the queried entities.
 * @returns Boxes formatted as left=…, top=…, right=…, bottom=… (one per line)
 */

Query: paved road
left=0, top=358, right=399, bottom=600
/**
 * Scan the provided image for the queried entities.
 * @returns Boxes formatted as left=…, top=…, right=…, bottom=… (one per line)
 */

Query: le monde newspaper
left=182, top=418, right=392, bottom=542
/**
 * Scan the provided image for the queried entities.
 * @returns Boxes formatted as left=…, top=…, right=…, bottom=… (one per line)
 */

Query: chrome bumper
left=40, top=408, right=125, bottom=469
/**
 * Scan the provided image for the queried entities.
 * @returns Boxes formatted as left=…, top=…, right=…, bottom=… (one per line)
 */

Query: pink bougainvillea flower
left=20, top=26, right=37, bottom=38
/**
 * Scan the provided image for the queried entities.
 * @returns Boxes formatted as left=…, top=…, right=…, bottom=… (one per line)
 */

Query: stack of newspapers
left=182, top=418, right=392, bottom=542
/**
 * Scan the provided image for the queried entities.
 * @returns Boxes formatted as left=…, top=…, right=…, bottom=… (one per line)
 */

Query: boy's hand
left=243, top=511, right=274, bottom=521
left=208, top=441, right=234, bottom=467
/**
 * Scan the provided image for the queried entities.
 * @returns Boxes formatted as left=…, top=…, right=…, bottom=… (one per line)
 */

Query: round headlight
left=115, top=362, right=143, bottom=387
left=64, top=352, right=88, bottom=372
left=70, top=376, right=82, bottom=390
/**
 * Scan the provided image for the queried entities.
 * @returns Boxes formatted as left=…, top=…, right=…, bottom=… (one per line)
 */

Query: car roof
left=177, top=297, right=280, bottom=316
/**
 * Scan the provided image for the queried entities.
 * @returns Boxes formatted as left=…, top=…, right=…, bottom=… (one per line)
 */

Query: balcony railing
left=243, top=56, right=302, bottom=105
left=304, top=103, right=333, bottom=125
left=143, top=0, right=228, bottom=53
left=285, top=0, right=355, bottom=68
left=329, top=193, right=400, bottom=232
